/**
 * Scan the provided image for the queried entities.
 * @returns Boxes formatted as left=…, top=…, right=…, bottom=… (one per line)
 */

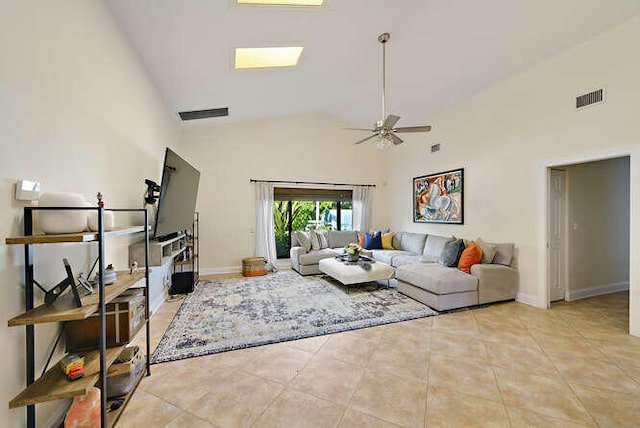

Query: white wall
left=0, top=1, right=178, bottom=425
left=566, top=157, right=630, bottom=299
left=180, top=111, right=389, bottom=273
left=386, top=15, right=640, bottom=336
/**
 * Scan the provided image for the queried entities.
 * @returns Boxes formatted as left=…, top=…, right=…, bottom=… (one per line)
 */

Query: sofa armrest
left=470, top=264, right=519, bottom=304
left=289, top=246, right=306, bottom=271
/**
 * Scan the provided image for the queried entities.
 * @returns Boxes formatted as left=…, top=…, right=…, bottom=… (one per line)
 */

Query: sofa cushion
left=392, top=254, right=423, bottom=267
left=392, top=232, right=403, bottom=250
left=292, top=231, right=311, bottom=253
left=439, top=239, right=465, bottom=267
left=457, top=242, right=483, bottom=274
left=310, top=230, right=329, bottom=250
left=364, top=231, right=383, bottom=250
left=396, top=263, right=478, bottom=295
left=422, top=235, right=453, bottom=260
left=327, top=230, right=358, bottom=249
left=398, top=232, right=427, bottom=254
left=299, top=248, right=341, bottom=265
left=492, top=243, right=515, bottom=266
left=369, top=249, right=398, bottom=265
left=369, top=249, right=416, bottom=266
left=476, top=238, right=515, bottom=266
left=475, top=238, right=497, bottom=264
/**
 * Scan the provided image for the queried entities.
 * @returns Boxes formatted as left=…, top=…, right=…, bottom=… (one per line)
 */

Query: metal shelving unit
left=171, top=212, right=199, bottom=289
left=6, top=207, right=151, bottom=427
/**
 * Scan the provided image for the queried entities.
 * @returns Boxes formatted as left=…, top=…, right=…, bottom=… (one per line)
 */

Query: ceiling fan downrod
left=379, top=32, right=390, bottom=126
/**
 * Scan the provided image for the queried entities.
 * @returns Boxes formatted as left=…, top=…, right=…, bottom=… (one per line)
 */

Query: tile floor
left=119, top=276, right=640, bottom=427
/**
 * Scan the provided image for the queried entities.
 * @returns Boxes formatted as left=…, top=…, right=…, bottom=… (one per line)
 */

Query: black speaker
left=170, top=272, right=194, bottom=294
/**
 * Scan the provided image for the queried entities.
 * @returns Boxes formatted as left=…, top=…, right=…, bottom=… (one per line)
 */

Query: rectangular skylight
left=235, top=47, right=304, bottom=69
left=237, top=0, right=324, bottom=5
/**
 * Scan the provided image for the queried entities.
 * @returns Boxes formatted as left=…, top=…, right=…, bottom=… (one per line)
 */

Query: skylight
left=235, top=47, right=304, bottom=69
left=237, top=0, right=324, bottom=5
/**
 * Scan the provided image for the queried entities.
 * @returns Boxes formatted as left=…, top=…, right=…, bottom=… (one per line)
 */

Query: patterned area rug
left=152, top=270, right=438, bottom=364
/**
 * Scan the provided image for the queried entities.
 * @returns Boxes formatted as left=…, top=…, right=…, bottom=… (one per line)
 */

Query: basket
left=242, top=257, right=267, bottom=277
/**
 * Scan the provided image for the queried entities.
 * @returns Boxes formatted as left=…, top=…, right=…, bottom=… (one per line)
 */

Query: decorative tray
left=335, top=254, right=374, bottom=263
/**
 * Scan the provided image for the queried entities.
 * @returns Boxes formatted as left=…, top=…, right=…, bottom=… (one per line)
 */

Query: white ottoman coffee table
left=319, top=257, right=395, bottom=287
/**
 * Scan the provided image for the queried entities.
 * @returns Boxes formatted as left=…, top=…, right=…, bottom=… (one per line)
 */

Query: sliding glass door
left=273, top=188, right=353, bottom=258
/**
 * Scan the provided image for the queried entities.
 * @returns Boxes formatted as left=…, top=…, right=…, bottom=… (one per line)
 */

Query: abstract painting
left=413, top=168, right=464, bottom=224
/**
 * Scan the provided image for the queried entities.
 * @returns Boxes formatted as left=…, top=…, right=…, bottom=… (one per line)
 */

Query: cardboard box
left=65, top=289, right=146, bottom=352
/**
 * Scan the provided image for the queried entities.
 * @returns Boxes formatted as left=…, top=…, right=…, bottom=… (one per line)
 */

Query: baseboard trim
left=150, top=292, right=166, bottom=315
left=201, top=260, right=292, bottom=276
left=516, top=292, right=538, bottom=307
left=200, top=266, right=242, bottom=275
left=566, top=281, right=629, bottom=301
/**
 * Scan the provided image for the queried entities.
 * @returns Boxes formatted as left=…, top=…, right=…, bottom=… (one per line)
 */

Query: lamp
left=375, top=135, right=393, bottom=150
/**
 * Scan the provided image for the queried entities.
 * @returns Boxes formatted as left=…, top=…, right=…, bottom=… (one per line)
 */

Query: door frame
left=539, top=149, right=633, bottom=309
left=547, top=168, right=568, bottom=302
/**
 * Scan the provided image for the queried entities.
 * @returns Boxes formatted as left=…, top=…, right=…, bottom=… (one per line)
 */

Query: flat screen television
left=154, top=148, right=200, bottom=239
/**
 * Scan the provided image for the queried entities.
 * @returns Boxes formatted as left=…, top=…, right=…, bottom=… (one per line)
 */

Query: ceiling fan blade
left=353, top=134, right=378, bottom=145
left=393, top=125, right=432, bottom=133
left=383, top=114, right=401, bottom=129
left=345, top=128, right=375, bottom=131
left=389, top=133, right=404, bottom=145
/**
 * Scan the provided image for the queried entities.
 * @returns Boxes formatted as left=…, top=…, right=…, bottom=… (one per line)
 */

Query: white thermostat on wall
left=15, top=180, right=41, bottom=201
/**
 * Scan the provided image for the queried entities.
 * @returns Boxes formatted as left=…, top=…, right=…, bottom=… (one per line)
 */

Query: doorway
left=546, top=156, right=630, bottom=304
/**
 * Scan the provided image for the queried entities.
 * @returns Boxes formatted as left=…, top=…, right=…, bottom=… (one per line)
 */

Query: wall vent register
left=576, top=89, right=603, bottom=109
left=178, top=108, right=229, bottom=121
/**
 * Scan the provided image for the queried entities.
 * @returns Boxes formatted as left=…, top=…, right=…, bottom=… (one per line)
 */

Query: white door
left=548, top=169, right=567, bottom=302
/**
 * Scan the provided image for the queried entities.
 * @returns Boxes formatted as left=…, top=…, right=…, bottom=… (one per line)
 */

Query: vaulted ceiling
left=106, top=0, right=640, bottom=128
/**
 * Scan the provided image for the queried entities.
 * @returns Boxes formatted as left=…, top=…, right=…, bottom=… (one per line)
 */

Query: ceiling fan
left=349, top=32, right=432, bottom=149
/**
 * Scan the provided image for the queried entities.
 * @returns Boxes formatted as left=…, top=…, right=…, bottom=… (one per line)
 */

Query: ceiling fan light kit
left=350, top=32, right=432, bottom=150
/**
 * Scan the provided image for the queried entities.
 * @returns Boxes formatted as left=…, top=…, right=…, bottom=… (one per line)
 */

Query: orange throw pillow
left=458, top=242, right=483, bottom=274
left=357, top=232, right=365, bottom=248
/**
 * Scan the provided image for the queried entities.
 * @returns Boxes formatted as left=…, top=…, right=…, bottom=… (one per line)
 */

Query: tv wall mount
left=144, top=179, right=160, bottom=205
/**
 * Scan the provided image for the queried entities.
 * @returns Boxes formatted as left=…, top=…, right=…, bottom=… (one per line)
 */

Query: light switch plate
left=16, top=180, right=41, bottom=201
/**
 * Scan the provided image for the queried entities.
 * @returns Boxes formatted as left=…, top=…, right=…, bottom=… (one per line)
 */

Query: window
left=235, top=47, right=304, bottom=69
left=273, top=188, right=353, bottom=258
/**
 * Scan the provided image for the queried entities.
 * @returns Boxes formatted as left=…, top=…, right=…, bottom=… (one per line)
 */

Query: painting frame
left=413, top=168, right=464, bottom=224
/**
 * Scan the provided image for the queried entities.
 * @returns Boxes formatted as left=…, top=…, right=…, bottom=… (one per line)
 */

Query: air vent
left=431, top=143, right=440, bottom=153
left=576, top=89, right=603, bottom=109
left=178, top=108, right=229, bottom=121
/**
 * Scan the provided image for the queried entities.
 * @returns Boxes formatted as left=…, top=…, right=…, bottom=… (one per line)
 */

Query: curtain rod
left=249, top=179, right=376, bottom=188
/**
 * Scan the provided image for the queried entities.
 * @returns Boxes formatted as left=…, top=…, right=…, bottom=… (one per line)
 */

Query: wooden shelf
left=8, top=271, right=145, bottom=327
left=5, top=226, right=147, bottom=245
left=161, top=247, right=186, bottom=265
left=106, top=366, right=146, bottom=427
left=156, top=233, right=185, bottom=246
left=9, top=347, right=123, bottom=409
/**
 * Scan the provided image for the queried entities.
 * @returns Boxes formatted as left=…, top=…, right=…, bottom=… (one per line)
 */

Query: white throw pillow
left=310, top=230, right=329, bottom=250
left=293, top=231, right=312, bottom=253
left=309, top=230, right=320, bottom=250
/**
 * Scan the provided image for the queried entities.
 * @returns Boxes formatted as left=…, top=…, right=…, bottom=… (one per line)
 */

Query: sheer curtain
left=255, top=182, right=278, bottom=271
left=352, top=186, right=373, bottom=232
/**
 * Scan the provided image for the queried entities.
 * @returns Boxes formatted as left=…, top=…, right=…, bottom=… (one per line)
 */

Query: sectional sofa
left=290, top=230, right=518, bottom=311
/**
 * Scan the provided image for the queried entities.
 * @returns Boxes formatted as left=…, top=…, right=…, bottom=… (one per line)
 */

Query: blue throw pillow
left=364, top=231, right=383, bottom=250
